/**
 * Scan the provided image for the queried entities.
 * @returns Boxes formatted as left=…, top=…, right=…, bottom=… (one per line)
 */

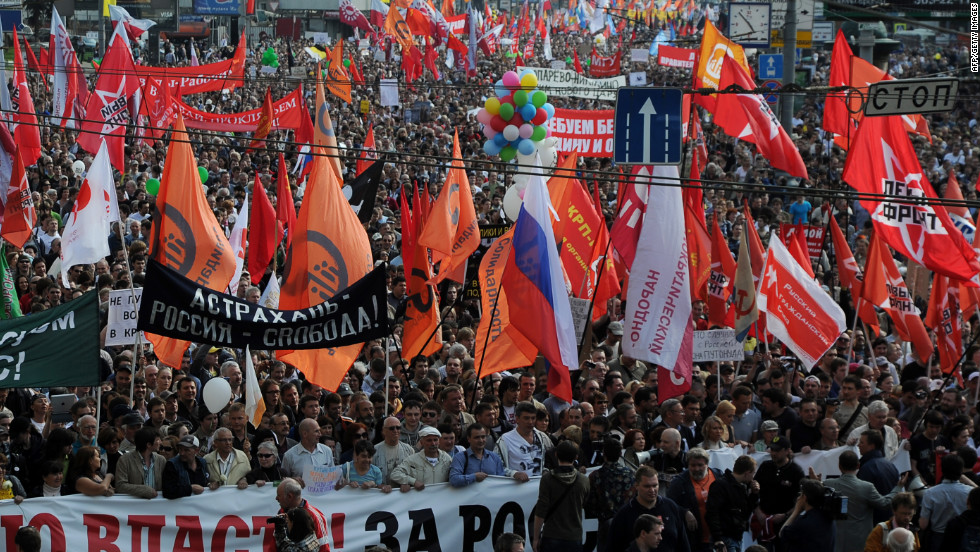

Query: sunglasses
left=160, top=447, right=174, bottom=452
left=355, top=433, right=368, bottom=438
left=257, top=453, right=275, bottom=459
left=422, top=412, right=438, bottom=418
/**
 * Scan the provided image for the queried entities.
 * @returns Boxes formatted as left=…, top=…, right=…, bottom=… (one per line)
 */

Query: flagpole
left=844, top=298, right=861, bottom=362
left=384, top=336, right=391, bottom=418
left=113, top=220, right=144, bottom=404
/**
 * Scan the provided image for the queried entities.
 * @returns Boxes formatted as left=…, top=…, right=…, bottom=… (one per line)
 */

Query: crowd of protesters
left=0, top=10, right=979, bottom=552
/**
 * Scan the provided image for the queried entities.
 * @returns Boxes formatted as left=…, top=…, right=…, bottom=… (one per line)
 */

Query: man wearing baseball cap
left=390, top=426, right=452, bottom=491
left=753, top=435, right=805, bottom=546
left=162, top=435, right=210, bottom=499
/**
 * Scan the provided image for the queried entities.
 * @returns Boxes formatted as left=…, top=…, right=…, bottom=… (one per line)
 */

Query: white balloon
left=502, top=185, right=524, bottom=221
left=512, top=173, right=530, bottom=191
left=538, top=137, right=559, bottom=169
left=72, top=160, right=85, bottom=176
left=202, top=377, right=233, bottom=414
left=502, top=125, right=520, bottom=142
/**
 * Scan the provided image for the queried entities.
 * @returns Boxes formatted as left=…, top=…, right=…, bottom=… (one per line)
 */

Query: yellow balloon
left=485, top=97, right=501, bottom=116
left=520, top=73, right=538, bottom=90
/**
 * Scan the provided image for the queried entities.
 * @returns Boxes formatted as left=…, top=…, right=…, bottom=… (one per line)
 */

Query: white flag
left=244, top=346, right=266, bottom=428
left=51, top=8, right=77, bottom=127
left=61, top=141, right=113, bottom=286
left=622, top=165, right=692, bottom=369
left=259, top=275, right=281, bottom=309
left=227, top=193, right=249, bottom=296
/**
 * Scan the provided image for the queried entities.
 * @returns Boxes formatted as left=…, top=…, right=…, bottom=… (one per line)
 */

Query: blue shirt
left=732, top=408, right=761, bottom=443
left=789, top=201, right=812, bottom=224
left=922, top=480, right=971, bottom=532
left=449, top=448, right=507, bottom=487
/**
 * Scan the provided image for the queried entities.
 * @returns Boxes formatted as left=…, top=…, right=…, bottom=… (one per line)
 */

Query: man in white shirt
left=281, top=419, right=335, bottom=485
left=496, top=402, right=554, bottom=480
left=205, top=428, right=250, bottom=489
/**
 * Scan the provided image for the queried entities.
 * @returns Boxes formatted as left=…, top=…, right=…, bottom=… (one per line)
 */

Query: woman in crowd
left=273, top=507, right=321, bottom=552
left=28, top=460, right=65, bottom=498
left=338, top=440, right=390, bottom=492
left=698, top=416, right=731, bottom=450
left=0, top=453, right=26, bottom=503
left=69, top=446, right=113, bottom=497
left=623, top=429, right=648, bottom=471
left=246, top=441, right=284, bottom=485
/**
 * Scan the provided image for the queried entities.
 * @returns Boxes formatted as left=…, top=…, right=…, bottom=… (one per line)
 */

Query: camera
left=825, top=398, right=841, bottom=407
left=267, top=515, right=287, bottom=529
left=820, top=487, right=849, bottom=520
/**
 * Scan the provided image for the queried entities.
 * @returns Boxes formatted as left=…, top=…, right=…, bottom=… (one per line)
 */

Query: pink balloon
left=546, top=129, right=552, bottom=138
left=476, top=109, right=492, bottom=125
left=518, top=188, right=526, bottom=199
left=482, top=126, right=497, bottom=139
left=519, top=124, right=533, bottom=139
left=502, top=71, right=521, bottom=89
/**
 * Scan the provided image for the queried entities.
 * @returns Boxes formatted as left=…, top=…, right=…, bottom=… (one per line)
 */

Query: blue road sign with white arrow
left=759, top=54, right=783, bottom=80
left=613, top=87, right=683, bottom=166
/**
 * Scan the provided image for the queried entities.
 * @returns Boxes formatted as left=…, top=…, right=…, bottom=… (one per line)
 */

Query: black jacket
left=667, top=468, right=724, bottom=545
left=706, top=471, right=759, bottom=541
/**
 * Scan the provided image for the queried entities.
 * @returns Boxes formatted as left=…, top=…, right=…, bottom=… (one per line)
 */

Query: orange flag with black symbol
left=418, top=130, right=479, bottom=284
left=148, top=117, right=237, bottom=368
left=401, top=201, right=442, bottom=360
left=473, top=226, right=538, bottom=375
left=326, top=40, right=352, bottom=103
left=385, top=4, right=416, bottom=52
left=278, top=151, right=373, bottom=392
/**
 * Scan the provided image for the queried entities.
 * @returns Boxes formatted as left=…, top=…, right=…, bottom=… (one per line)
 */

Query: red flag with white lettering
left=610, top=165, right=650, bottom=269
left=925, top=275, right=961, bottom=374
left=708, top=216, right=736, bottom=328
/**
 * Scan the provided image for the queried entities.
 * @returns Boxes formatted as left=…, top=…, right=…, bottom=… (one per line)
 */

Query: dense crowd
left=1, top=14, right=980, bottom=552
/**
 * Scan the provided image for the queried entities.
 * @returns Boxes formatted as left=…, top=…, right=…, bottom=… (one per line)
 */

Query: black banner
left=138, top=260, right=390, bottom=350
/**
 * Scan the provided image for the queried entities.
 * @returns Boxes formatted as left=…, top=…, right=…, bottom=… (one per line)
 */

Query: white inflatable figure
left=504, top=137, right=559, bottom=221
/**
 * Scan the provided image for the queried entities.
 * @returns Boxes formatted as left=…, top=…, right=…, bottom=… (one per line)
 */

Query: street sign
left=863, top=78, right=959, bottom=116
left=812, top=21, right=834, bottom=43
left=759, top=54, right=783, bottom=80
left=613, top=87, right=683, bottom=165
left=761, top=80, right=781, bottom=104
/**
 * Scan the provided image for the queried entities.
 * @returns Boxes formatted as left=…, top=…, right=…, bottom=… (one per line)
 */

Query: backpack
left=961, top=524, right=980, bottom=552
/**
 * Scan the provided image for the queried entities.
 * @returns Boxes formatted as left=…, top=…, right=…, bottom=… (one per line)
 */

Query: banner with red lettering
left=544, top=108, right=614, bottom=158
left=446, top=13, right=467, bottom=34
left=135, top=43, right=245, bottom=95
left=779, top=224, right=826, bottom=259
left=658, top=45, right=697, bottom=68
left=589, top=49, right=621, bottom=77
left=0, top=479, right=550, bottom=552
left=174, top=88, right=305, bottom=132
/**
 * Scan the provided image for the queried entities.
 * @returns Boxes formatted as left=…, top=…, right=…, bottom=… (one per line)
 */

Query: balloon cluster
left=477, top=70, right=555, bottom=162
left=261, top=47, right=279, bottom=68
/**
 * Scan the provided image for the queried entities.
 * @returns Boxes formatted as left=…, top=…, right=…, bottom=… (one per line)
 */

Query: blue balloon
left=494, top=80, right=509, bottom=98
left=542, top=103, right=555, bottom=118
left=484, top=140, right=502, bottom=156
left=517, top=138, right=537, bottom=156
left=493, top=133, right=509, bottom=147
left=520, top=104, right=537, bottom=121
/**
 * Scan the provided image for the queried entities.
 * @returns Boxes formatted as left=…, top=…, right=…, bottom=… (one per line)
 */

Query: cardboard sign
left=692, top=329, right=745, bottom=362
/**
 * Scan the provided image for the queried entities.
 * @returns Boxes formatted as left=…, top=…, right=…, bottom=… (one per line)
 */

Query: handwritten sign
left=569, top=297, right=591, bottom=344
left=303, top=466, right=342, bottom=496
left=693, top=329, right=745, bottom=362
left=107, top=288, right=144, bottom=347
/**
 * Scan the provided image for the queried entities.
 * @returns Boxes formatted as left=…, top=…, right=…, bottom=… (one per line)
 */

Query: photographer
left=779, top=479, right=836, bottom=552
left=271, top=507, right=320, bottom=552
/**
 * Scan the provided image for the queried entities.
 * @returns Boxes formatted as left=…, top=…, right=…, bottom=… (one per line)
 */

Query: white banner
left=623, top=165, right=691, bottom=369
left=106, top=288, right=144, bottom=347
left=693, top=329, right=744, bottom=362
left=526, top=67, right=626, bottom=101
left=709, top=445, right=904, bottom=480
left=380, top=78, right=400, bottom=107
left=630, top=48, right=649, bottom=63
left=0, top=477, right=557, bottom=551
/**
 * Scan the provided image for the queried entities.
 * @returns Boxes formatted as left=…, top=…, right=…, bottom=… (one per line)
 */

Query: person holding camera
left=275, top=478, right=329, bottom=551
left=779, top=479, right=837, bottom=552
left=825, top=451, right=906, bottom=552
left=706, top=455, right=759, bottom=552
left=271, top=507, right=321, bottom=552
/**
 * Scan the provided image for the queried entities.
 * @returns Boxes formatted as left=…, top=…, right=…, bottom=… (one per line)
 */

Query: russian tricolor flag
left=501, top=164, right=578, bottom=402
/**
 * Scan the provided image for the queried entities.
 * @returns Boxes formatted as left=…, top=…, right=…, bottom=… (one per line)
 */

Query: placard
left=629, top=71, right=647, bottom=86
left=107, top=288, right=145, bottom=347
left=380, top=78, right=400, bottom=106
left=569, top=297, right=591, bottom=344
left=303, top=465, right=343, bottom=495
left=630, top=48, right=649, bottom=63
left=692, top=329, right=745, bottom=362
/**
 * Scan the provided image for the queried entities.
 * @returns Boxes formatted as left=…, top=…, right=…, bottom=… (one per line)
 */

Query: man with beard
left=788, top=399, right=822, bottom=453
left=668, top=448, right=721, bottom=552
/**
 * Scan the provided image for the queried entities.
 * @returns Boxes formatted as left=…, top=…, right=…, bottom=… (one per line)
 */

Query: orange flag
left=1, top=147, right=35, bottom=247
left=742, top=202, right=766, bottom=282
left=356, top=124, right=377, bottom=176
left=313, top=64, right=344, bottom=179
left=247, top=87, right=274, bottom=153
left=418, top=130, right=479, bottom=284
left=148, top=117, right=237, bottom=368
left=401, top=220, right=442, bottom=360
left=473, top=227, right=538, bottom=375
left=707, top=216, right=735, bottom=328
left=326, top=40, right=352, bottom=103
left=693, top=20, right=749, bottom=112
left=385, top=5, right=416, bottom=52
left=862, top=234, right=934, bottom=361
left=278, top=152, right=373, bottom=392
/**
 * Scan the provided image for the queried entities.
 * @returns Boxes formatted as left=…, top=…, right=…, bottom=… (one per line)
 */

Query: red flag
left=339, top=0, right=375, bottom=36
left=742, top=203, right=766, bottom=283
left=715, top=57, right=808, bottom=179
left=828, top=216, right=880, bottom=334
left=357, top=125, right=377, bottom=177
left=247, top=174, right=283, bottom=285
left=347, top=57, right=363, bottom=84
left=862, top=234, right=933, bottom=361
left=407, top=8, right=432, bottom=35
left=842, top=114, right=980, bottom=282
left=447, top=33, right=468, bottom=55
left=1, top=147, right=35, bottom=247
left=9, top=28, right=41, bottom=167
left=402, top=45, right=424, bottom=83
left=246, top=0, right=255, bottom=15
left=824, top=30, right=853, bottom=138
left=22, top=37, right=47, bottom=91
left=573, top=49, right=583, bottom=73
left=276, top=153, right=296, bottom=250
left=39, top=47, right=49, bottom=75
left=247, top=87, right=275, bottom=153
left=685, top=196, right=711, bottom=302
left=76, top=25, right=139, bottom=172
left=423, top=36, right=441, bottom=80
left=708, top=216, right=736, bottom=327
left=785, top=224, right=815, bottom=278
left=943, top=171, right=975, bottom=240
left=926, top=275, right=962, bottom=374
left=610, top=165, right=650, bottom=269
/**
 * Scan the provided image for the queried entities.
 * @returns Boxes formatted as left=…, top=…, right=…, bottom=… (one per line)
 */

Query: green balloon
left=343, top=59, right=352, bottom=67
left=500, top=145, right=517, bottom=162
left=499, top=102, right=515, bottom=121
left=145, top=178, right=160, bottom=195
left=198, top=166, right=209, bottom=183
left=531, top=126, right=546, bottom=141
left=270, top=60, right=279, bottom=68
left=565, top=56, right=573, bottom=63
left=531, top=91, right=547, bottom=108
left=513, top=90, right=528, bottom=107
